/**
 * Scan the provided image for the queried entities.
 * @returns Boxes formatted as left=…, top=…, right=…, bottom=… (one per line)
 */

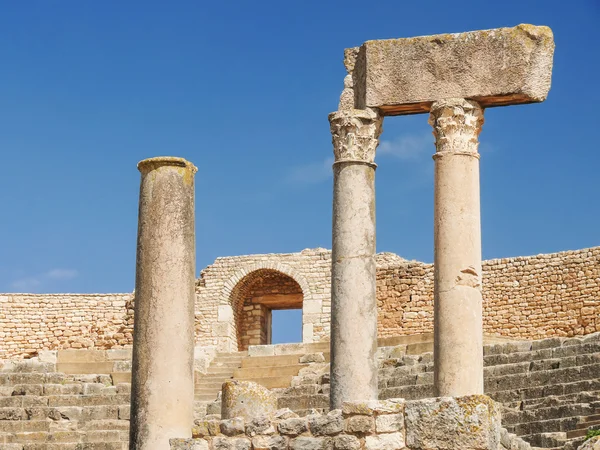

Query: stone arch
left=216, top=263, right=314, bottom=351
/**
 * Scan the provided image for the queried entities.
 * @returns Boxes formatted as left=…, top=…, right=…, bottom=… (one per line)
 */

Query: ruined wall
left=1, top=246, right=598, bottom=358
left=194, top=248, right=334, bottom=352
left=377, top=246, right=600, bottom=339
left=0, top=293, right=134, bottom=359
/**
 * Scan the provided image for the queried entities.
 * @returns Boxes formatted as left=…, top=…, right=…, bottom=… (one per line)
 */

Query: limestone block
left=308, top=410, right=343, bottom=436
left=578, top=436, right=600, bottom=450
left=170, top=439, right=209, bottom=450
left=364, top=433, right=405, bottom=450
left=352, top=24, right=554, bottom=115
left=248, top=345, right=275, bottom=357
left=344, top=415, right=374, bottom=434
left=213, top=436, right=251, bottom=450
left=252, top=435, right=289, bottom=450
left=333, top=435, right=361, bottom=450
left=218, top=305, right=234, bottom=322
left=405, top=395, right=501, bottom=449
left=290, top=436, right=332, bottom=450
left=221, top=381, right=277, bottom=420
left=278, top=417, right=308, bottom=436
left=220, top=417, right=245, bottom=436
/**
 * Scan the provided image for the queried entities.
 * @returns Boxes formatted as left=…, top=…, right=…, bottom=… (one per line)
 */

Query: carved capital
left=329, top=108, right=383, bottom=165
left=428, top=99, right=484, bottom=158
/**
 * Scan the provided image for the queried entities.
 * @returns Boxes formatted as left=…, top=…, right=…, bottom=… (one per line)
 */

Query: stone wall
left=0, top=293, right=134, bottom=359
left=1, top=246, right=598, bottom=358
left=171, top=396, right=501, bottom=450
left=377, top=246, right=600, bottom=340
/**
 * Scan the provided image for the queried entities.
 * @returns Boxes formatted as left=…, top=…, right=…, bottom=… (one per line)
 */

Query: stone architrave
left=329, top=107, right=383, bottom=409
left=130, top=157, right=198, bottom=450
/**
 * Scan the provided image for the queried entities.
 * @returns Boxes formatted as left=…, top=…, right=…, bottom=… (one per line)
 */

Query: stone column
left=429, top=99, right=485, bottom=397
left=130, top=157, right=197, bottom=450
left=329, top=108, right=383, bottom=409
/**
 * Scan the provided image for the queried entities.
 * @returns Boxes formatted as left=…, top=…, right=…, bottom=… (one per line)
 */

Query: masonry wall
left=0, top=293, right=134, bottom=359
left=0, top=247, right=598, bottom=359
left=377, top=246, right=600, bottom=340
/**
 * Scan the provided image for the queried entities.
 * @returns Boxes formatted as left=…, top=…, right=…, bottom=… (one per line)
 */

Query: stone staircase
left=194, top=351, right=246, bottom=403
left=1, top=333, right=599, bottom=449
left=271, top=332, right=600, bottom=450
left=0, top=358, right=130, bottom=450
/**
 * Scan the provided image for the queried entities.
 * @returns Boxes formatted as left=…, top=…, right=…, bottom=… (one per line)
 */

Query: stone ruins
left=1, top=23, right=599, bottom=450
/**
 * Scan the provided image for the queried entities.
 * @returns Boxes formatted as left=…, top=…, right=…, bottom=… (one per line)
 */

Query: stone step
left=488, top=380, right=600, bottom=404
left=235, top=375, right=293, bottom=389
left=502, top=403, right=597, bottom=426
left=56, top=363, right=116, bottom=375
left=241, top=354, right=301, bottom=368
left=277, top=393, right=329, bottom=411
left=110, top=373, right=131, bottom=384
left=233, top=364, right=303, bottom=379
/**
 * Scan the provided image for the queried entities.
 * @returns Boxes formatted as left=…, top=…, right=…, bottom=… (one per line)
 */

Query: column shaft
left=130, top=157, right=197, bottom=450
left=329, top=109, right=382, bottom=410
left=430, top=99, right=485, bottom=397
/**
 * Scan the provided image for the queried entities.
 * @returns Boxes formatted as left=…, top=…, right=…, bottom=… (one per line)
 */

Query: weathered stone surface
left=375, top=414, right=404, bottom=433
left=430, top=98, right=485, bottom=397
left=170, top=439, right=209, bottom=450
left=221, top=380, right=277, bottom=420
left=213, top=436, right=251, bottom=450
left=333, top=435, right=361, bottom=450
left=308, top=410, right=343, bottom=436
left=344, top=415, right=374, bottom=434
left=342, top=399, right=404, bottom=416
left=364, top=432, right=405, bottom=450
left=220, top=417, right=245, bottom=436
left=351, top=24, right=554, bottom=115
left=278, top=417, right=308, bottom=436
left=579, top=436, right=600, bottom=450
left=246, top=415, right=276, bottom=436
left=130, top=156, right=197, bottom=450
left=290, top=436, right=332, bottom=450
left=405, top=395, right=501, bottom=449
left=252, top=435, right=289, bottom=450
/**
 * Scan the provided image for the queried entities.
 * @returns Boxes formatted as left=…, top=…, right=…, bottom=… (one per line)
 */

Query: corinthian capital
left=328, top=108, right=383, bottom=164
left=428, top=99, right=484, bottom=157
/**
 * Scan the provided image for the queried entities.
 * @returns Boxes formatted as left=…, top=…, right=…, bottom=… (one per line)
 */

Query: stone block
left=375, top=414, right=404, bottom=433
left=252, top=435, right=289, bottom=450
left=344, top=415, right=374, bottom=434
left=308, top=410, right=343, bottom=436
left=221, top=380, right=277, bottom=420
left=290, top=436, right=332, bottom=450
left=212, top=436, right=251, bottom=450
left=220, top=417, right=245, bottom=436
left=278, top=417, right=308, bottom=436
left=248, top=345, right=275, bottom=357
left=405, top=395, right=501, bottom=449
left=351, top=24, right=554, bottom=115
left=333, top=435, right=361, bottom=450
left=218, top=305, right=234, bottom=322
left=364, top=433, right=405, bottom=450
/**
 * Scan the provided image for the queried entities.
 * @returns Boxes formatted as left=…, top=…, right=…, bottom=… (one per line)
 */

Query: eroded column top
left=329, top=108, right=383, bottom=166
left=138, top=156, right=198, bottom=175
left=429, top=99, right=484, bottom=158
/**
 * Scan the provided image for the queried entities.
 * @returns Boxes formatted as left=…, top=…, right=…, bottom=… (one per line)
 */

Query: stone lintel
left=351, top=24, right=554, bottom=115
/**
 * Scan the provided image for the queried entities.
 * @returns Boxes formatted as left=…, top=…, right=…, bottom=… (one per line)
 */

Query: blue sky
left=1, top=1, right=598, bottom=300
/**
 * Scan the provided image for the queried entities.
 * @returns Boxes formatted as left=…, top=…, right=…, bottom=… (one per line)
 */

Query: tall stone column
left=130, top=157, right=197, bottom=450
left=329, top=108, right=383, bottom=409
left=429, top=99, right=485, bottom=397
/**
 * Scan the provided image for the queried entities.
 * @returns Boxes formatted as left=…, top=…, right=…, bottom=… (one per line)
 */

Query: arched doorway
left=229, top=269, right=303, bottom=350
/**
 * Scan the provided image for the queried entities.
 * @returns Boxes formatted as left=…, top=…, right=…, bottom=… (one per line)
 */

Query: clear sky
left=1, top=1, right=598, bottom=302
